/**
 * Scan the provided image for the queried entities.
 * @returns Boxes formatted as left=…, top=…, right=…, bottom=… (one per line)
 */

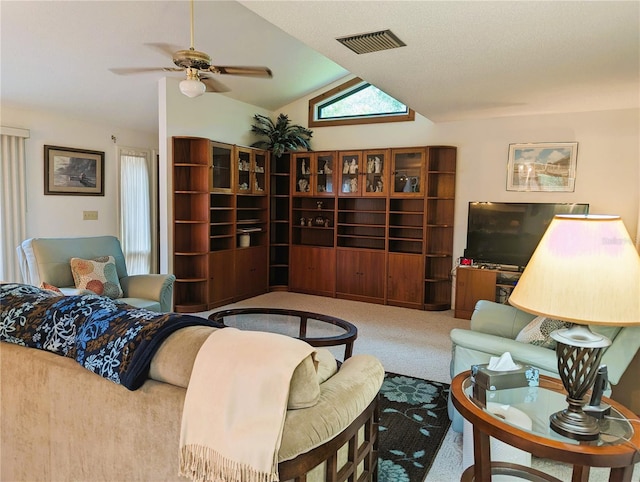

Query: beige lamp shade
left=509, top=215, right=640, bottom=326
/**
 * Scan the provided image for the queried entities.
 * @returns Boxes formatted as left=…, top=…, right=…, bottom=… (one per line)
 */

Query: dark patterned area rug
left=378, top=373, right=451, bottom=482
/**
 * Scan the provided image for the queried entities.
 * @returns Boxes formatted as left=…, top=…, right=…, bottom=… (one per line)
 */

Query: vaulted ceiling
left=2, top=1, right=638, bottom=135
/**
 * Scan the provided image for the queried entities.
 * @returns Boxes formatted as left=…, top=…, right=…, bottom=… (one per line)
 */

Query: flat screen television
left=464, top=202, right=589, bottom=269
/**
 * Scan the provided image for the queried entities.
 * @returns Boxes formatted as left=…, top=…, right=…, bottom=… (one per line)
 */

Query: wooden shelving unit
left=173, top=136, right=270, bottom=312
left=172, top=137, right=211, bottom=312
left=269, top=153, right=290, bottom=290
left=424, top=146, right=457, bottom=310
left=174, top=139, right=456, bottom=313
left=288, top=145, right=457, bottom=311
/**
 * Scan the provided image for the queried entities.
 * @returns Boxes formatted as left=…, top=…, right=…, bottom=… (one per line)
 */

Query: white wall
left=280, top=81, right=639, bottom=262
left=2, top=105, right=158, bottom=239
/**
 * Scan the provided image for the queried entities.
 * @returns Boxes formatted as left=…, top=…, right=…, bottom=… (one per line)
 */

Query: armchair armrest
left=471, top=300, right=537, bottom=339
left=450, top=328, right=559, bottom=374
left=120, top=274, right=176, bottom=312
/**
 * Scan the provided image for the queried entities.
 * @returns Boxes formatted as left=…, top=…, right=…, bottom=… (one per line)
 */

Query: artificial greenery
left=250, top=113, right=313, bottom=158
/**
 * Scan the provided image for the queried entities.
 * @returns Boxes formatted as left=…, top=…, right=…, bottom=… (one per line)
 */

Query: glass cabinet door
left=237, top=148, right=252, bottom=193
left=339, top=151, right=362, bottom=196
left=253, top=150, right=267, bottom=194
left=293, top=154, right=312, bottom=195
left=211, top=142, right=233, bottom=192
left=391, top=148, right=425, bottom=196
left=363, top=149, right=388, bottom=196
left=315, top=153, right=335, bottom=194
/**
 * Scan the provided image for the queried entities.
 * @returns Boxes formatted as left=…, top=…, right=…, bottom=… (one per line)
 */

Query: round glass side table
left=451, top=371, right=640, bottom=482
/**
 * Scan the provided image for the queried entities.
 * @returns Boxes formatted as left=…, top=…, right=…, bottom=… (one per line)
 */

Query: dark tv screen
left=464, top=202, right=589, bottom=268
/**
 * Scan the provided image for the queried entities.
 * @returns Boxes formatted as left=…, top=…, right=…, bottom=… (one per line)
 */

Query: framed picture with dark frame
left=506, top=142, right=578, bottom=192
left=44, top=145, right=105, bottom=196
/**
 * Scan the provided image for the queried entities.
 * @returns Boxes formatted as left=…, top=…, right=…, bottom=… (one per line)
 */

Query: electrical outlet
left=83, top=210, right=98, bottom=221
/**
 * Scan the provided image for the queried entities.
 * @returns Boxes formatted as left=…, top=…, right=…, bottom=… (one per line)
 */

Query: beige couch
left=17, top=236, right=175, bottom=312
left=1, top=318, right=384, bottom=481
left=0, top=326, right=384, bottom=482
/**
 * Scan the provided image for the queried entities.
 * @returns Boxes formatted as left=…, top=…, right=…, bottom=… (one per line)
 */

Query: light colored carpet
left=198, top=292, right=639, bottom=482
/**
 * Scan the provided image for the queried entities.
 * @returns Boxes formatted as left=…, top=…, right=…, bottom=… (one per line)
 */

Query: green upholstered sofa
left=16, top=235, right=175, bottom=312
left=1, top=320, right=384, bottom=482
left=448, top=300, right=640, bottom=433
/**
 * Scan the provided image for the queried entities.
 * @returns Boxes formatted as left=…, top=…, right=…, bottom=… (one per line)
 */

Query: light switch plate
left=83, top=210, right=98, bottom=220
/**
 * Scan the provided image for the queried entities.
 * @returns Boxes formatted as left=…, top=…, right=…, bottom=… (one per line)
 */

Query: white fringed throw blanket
left=179, top=328, right=316, bottom=482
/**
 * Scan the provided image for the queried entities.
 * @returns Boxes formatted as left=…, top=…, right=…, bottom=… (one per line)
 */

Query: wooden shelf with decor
left=173, top=136, right=270, bottom=312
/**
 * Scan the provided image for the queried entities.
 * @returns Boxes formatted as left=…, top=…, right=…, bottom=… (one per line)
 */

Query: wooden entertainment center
left=172, top=136, right=457, bottom=313
left=453, top=266, right=521, bottom=319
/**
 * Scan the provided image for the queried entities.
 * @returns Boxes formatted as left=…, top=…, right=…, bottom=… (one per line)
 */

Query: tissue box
left=471, top=364, right=539, bottom=407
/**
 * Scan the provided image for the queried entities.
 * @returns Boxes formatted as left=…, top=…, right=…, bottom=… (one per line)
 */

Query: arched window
left=309, top=77, right=414, bottom=127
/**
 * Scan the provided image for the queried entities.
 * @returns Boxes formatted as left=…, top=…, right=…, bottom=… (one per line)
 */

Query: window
left=118, top=147, right=155, bottom=275
left=309, top=77, right=414, bottom=127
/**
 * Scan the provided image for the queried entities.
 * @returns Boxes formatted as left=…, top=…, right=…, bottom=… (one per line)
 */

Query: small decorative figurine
left=343, top=159, right=350, bottom=174
left=349, top=158, right=358, bottom=174
left=350, top=177, right=358, bottom=192
left=298, top=178, right=309, bottom=192
left=376, top=180, right=384, bottom=192
left=323, top=161, right=332, bottom=174
left=374, top=156, right=382, bottom=174
left=367, top=158, right=374, bottom=173
left=300, top=217, right=306, bottom=226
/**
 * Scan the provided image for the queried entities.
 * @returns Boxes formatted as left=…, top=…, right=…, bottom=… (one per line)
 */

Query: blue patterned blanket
left=0, top=283, right=215, bottom=390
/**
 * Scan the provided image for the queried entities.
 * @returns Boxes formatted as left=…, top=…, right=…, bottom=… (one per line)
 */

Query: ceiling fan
left=110, top=0, right=272, bottom=98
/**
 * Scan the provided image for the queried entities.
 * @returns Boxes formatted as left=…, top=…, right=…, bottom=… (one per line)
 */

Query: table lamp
left=509, top=214, right=640, bottom=441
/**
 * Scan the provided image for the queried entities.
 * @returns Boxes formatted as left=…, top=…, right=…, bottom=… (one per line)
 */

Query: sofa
left=17, top=235, right=175, bottom=312
left=0, top=284, right=384, bottom=482
left=448, top=300, right=640, bottom=433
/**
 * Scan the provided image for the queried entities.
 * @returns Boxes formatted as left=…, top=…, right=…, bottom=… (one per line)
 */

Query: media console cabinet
left=453, top=265, right=522, bottom=319
left=172, top=136, right=456, bottom=313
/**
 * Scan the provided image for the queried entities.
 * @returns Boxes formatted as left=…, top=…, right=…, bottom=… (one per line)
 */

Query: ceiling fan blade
left=145, top=42, right=183, bottom=58
left=200, top=76, right=230, bottom=93
left=209, top=66, right=273, bottom=78
left=109, top=67, right=185, bottom=75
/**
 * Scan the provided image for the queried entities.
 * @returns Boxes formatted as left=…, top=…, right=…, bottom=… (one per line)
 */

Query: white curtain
left=0, top=127, right=29, bottom=282
left=119, top=148, right=152, bottom=275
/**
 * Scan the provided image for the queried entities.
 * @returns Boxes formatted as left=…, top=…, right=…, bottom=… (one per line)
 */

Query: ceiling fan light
left=179, top=78, right=205, bottom=98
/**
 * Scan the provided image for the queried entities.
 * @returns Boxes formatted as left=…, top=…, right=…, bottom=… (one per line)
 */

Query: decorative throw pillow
left=39, top=282, right=64, bottom=296
left=515, top=316, right=573, bottom=349
left=70, top=256, right=123, bottom=299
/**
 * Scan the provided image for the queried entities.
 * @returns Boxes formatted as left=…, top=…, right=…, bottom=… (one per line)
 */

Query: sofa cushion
left=148, top=326, right=337, bottom=410
left=515, top=316, right=572, bottom=349
left=70, top=255, right=123, bottom=299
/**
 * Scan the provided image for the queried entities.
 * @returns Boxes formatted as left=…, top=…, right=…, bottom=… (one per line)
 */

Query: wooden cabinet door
left=390, top=147, right=426, bottom=196
left=336, top=249, right=385, bottom=302
left=454, top=267, right=496, bottom=319
left=289, top=246, right=335, bottom=296
left=235, top=246, right=268, bottom=299
left=387, top=253, right=424, bottom=309
left=209, top=250, right=235, bottom=307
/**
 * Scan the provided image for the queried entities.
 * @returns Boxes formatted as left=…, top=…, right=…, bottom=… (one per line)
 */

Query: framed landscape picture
left=506, top=142, right=578, bottom=192
left=44, top=145, right=105, bottom=196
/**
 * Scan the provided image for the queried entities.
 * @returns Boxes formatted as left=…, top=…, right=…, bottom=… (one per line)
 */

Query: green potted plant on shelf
left=250, top=113, right=313, bottom=158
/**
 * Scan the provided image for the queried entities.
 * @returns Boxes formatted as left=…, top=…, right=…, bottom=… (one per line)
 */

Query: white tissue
left=487, top=352, right=521, bottom=371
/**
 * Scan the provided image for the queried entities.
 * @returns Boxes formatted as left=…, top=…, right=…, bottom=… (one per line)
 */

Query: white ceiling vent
left=336, top=29, right=406, bottom=54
